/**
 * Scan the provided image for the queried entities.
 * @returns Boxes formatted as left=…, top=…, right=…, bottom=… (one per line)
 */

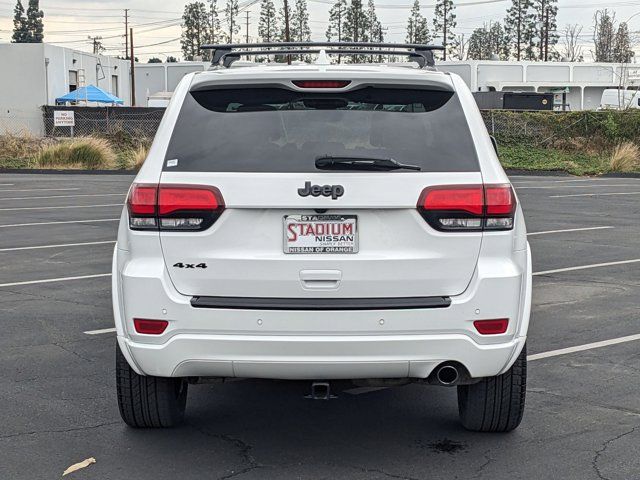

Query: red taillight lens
left=128, top=184, right=157, bottom=215
left=158, top=186, right=222, bottom=215
left=417, top=184, right=516, bottom=232
left=474, top=318, right=509, bottom=335
left=485, top=185, right=515, bottom=215
left=292, top=80, right=351, bottom=88
left=419, top=186, right=484, bottom=216
left=134, top=318, right=168, bottom=335
left=127, top=183, right=225, bottom=231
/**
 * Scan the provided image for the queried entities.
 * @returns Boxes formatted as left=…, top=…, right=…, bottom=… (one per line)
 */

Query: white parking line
left=527, top=226, right=614, bottom=236
left=528, top=334, right=640, bottom=361
left=517, top=184, right=637, bottom=189
left=512, top=178, right=608, bottom=184
left=0, top=218, right=119, bottom=228
left=84, top=327, right=117, bottom=335
left=0, top=241, right=116, bottom=252
left=0, top=193, right=125, bottom=201
left=533, top=258, right=640, bottom=276
left=0, top=188, right=81, bottom=193
left=0, top=184, right=14, bottom=186
left=0, top=273, right=111, bottom=288
left=0, top=204, right=122, bottom=211
left=550, top=191, right=640, bottom=198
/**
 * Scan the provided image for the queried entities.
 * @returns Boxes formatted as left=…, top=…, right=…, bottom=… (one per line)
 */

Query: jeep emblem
left=298, top=181, right=344, bottom=200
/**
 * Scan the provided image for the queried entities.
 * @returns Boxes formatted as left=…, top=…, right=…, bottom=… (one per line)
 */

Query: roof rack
left=200, top=42, right=445, bottom=69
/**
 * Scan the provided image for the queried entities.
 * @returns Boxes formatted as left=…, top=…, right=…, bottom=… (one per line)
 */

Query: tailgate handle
left=300, top=270, right=342, bottom=289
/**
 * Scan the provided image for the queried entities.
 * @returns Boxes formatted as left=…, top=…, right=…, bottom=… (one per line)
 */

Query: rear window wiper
left=315, top=156, right=421, bottom=171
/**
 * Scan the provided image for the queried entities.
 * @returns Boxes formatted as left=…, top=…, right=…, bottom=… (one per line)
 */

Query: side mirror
left=490, top=135, right=499, bottom=156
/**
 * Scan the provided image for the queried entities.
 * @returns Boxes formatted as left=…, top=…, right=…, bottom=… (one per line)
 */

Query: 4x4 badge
left=298, top=181, right=344, bottom=200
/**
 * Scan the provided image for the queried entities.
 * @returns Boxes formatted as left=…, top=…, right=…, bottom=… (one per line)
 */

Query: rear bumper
left=120, top=333, right=525, bottom=380
left=113, top=243, right=532, bottom=380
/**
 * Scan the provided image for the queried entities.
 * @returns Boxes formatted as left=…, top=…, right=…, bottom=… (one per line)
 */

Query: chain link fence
left=42, top=106, right=166, bottom=139
left=481, top=110, right=640, bottom=148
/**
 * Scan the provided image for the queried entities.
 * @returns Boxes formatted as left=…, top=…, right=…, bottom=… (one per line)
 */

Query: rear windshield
left=164, top=86, right=479, bottom=172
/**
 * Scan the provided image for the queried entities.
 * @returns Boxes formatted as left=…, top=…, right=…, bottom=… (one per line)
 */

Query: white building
left=134, top=59, right=640, bottom=111
left=0, top=43, right=131, bottom=134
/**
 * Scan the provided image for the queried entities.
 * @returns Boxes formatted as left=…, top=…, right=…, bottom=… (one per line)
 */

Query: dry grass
left=121, top=144, right=149, bottom=170
left=34, top=137, right=117, bottom=169
left=0, top=131, right=53, bottom=162
left=609, top=142, right=640, bottom=172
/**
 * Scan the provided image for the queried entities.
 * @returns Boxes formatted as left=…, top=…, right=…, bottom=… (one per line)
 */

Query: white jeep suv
left=113, top=43, right=531, bottom=432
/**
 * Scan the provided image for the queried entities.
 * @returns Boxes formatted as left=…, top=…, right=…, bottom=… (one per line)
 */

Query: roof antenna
left=315, top=49, right=331, bottom=65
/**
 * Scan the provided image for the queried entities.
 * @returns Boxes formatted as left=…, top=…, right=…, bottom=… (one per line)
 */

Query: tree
left=613, top=22, right=634, bottom=63
left=344, top=0, right=366, bottom=42
left=258, top=0, right=278, bottom=42
left=559, top=24, right=583, bottom=62
left=181, top=2, right=211, bottom=61
left=224, top=0, right=240, bottom=43
left=12, top=0, right=28, bottom=43
left=532, top=0, right=558, bottom=60
left=25, top=0, right=43, bottom=42
left=592, top=9, right=616, bottom=63
left=148, top=57, right=163, bottom=63
left=467, top=22, right=510, bottom=60
left=504, top=0, right=535, bottom=60
left=325, top=0, right=348, bottom=42
left=209, top=0, right=222, bottom=44
left=278, top=0, right=292, bottom=41
left=433, top=0, right=456, bottom=60
left=166, top=56, right=179, bottom=62
left=406, top=0, right=430, bottom=44
left=291, top=0, right=311, bottom=42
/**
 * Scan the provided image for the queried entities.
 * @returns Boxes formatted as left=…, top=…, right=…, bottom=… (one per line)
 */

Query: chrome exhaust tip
left=436, top=365, right=460, bottom=386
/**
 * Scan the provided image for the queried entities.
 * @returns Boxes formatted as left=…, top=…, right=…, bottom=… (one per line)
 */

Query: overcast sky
left=0, top=0, right=638, bottom=61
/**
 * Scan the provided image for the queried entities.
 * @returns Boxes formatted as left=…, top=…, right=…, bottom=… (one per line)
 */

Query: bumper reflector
left=134, top=319, right=169, bottom=335
left=473, top=318, right=509, bottom=335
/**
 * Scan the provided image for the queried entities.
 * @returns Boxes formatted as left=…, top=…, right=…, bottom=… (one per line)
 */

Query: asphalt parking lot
left=1, top=172, right=639, bottom=480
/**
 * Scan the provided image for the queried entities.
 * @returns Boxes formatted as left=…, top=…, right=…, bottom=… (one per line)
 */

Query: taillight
left=134, top=318, right=168, bottom=335
left=417, top=184, right=516, bottom=232
left=127, top=183, right=225, bottom=231
left=474, top=318, right=509, bottom=335
left=292, top=80, right=351, bottom=88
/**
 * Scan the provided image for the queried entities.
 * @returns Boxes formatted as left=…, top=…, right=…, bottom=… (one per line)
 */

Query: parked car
left=599, top=89, right=640, bottom=110
left=113, top=43, right=532, bottom=432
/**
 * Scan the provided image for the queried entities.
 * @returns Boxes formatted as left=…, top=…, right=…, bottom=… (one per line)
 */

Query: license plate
left=284, top=215, right=358, bottom=254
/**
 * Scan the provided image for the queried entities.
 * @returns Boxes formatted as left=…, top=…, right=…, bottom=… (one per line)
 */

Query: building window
left=111, top=75, right=119, bottom=98
left=69, top=70, right=78, bottom=92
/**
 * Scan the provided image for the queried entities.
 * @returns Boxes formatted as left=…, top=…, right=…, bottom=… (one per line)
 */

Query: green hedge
left=482, top=110, right=640, bottom=148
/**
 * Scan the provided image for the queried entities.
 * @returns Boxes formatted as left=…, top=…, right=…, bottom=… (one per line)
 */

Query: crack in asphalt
left=187, top=423, right=265, bottom=480
left=472, top=450, right=494, bottom=479
left=527, top=388, right=640, bottom=417
left=592, top=427, right=637, bottom=480
left=349, top=466, right=421, bottom=480
left=0, top=421, right=120, bottom=440
left=53, top=342, right=93, bottom=363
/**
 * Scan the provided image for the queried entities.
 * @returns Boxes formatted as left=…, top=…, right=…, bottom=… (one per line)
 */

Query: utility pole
left=130, top=28, right=136, bottom=106
left=245, top=11, right=250, bottom=43
left=543, top=7, right=549, bottom=61
left=283, top=0, right=291, bottom=64
left=124, top=9, right=129, bottom=59
left=443, top=1, right=448, bottom=61
left=210, top=0, right=216, bottom=44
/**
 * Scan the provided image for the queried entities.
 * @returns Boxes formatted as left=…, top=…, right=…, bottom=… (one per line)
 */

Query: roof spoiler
left=200, top=42, right=445, bottom=69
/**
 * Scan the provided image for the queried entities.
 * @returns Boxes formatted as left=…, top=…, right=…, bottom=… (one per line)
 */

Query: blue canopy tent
left=56, top=85, right=124, bottom=105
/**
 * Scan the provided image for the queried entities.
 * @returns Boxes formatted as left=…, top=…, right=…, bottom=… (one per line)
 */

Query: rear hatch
left=155, top=80, right=484, bottom=299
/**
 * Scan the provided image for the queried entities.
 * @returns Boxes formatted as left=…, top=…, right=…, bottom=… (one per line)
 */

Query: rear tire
left=457, top=344, right=527, bottom=432
left=116, top=343, right=188, bottom=428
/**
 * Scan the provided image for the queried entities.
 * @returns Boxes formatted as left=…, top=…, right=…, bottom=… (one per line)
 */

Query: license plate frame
left=283, top=214, right=358, bottom=254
